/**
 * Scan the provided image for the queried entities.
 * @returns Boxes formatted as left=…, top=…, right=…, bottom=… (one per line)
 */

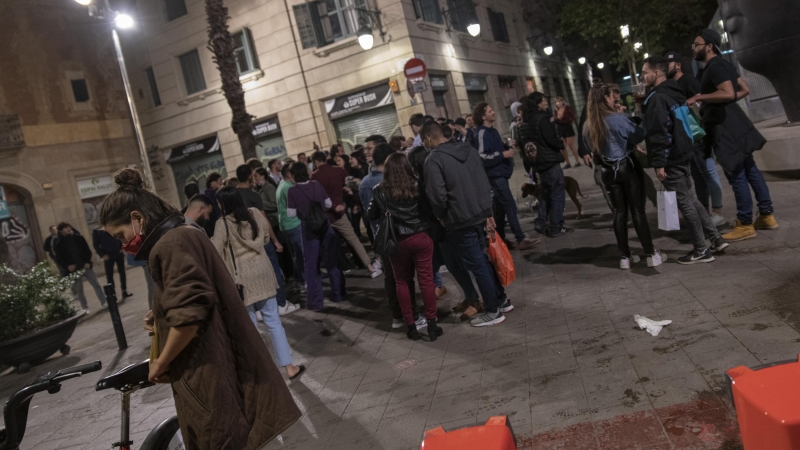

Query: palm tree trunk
left=205, top=0, right=257, bottom=161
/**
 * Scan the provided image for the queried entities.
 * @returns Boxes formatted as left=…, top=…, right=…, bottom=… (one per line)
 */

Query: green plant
left=0, top=263, right=80, bottom=342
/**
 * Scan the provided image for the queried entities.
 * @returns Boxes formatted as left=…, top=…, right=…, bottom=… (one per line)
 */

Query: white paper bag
left=657, top=190, right=680, bottom=231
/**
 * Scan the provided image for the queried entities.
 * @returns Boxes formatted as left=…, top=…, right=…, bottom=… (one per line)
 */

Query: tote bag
left=657, top=187, right=680, bottom=231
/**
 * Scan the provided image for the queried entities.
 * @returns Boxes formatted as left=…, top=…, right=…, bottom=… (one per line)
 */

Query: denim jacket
left=603, top=113, right=643, bottom=162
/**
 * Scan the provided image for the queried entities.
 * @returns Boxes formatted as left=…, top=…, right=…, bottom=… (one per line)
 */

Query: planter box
left=0, top=310, right=86, bottom=370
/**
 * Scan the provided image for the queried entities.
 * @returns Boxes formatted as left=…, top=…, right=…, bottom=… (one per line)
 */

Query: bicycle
left=1, top=359, right=183, bottom=450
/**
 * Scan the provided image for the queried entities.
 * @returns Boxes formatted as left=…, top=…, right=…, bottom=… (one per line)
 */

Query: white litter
left=633, top=315, right=672, bottom=337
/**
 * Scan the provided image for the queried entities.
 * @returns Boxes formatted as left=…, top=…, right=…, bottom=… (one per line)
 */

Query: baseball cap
left=664, top=51, right=680, bottom=61
left=699, top=29, right=722, bottom=52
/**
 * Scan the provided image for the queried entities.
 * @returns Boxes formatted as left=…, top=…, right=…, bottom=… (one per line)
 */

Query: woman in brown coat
left=100, top=169, right=300, bottom=450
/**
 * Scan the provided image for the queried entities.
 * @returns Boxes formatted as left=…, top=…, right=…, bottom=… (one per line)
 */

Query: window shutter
left=293, top=4, right=319, bottom=49
left=179, top=50, right=206, bottom=95
left=244, top=28, right=260, bottom=70
left=165, top=0, right=188, bottom=22
left=310, top=1, right=334, bottom=46
left=497, top=12, right=509, bottom=42
left=415, top=0, right=442, bottom=24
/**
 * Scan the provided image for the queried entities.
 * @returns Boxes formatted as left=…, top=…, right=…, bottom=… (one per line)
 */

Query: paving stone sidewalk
left=3, top=161, right=800, bottom=450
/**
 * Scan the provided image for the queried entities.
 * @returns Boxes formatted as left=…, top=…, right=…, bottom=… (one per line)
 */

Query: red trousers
left=389, top=232, right=438, bottom=325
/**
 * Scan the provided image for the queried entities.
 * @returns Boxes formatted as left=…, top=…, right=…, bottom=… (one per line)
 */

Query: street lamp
left=543, top=45, right=553, bottom=56
left=597, top=62, right=605, bottom=69
left=634, top=42, right=643, bottom=51
left=357, top=22, right=374, bottom=50
left=643, top=52, right=649, bottom=59
left=442, top=7, right=479, bottom=37
left=467, top=23, right=480, bottom=37
left=354, top=9, right=386, bottom=51
left=578, top=57, right=586, bottom=65
left=74, top=0, right=92, bottom=4
left=113, top=13, right=134, bottom=29
left=620, top=25, right=630, bottom=39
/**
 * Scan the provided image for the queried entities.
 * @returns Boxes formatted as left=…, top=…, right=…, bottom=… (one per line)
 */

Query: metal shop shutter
left=333, top=105, right=401, bottom=153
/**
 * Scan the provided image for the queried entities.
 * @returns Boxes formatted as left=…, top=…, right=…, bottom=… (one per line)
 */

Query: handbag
left=373, top=190, right=398, bottom=257
left=657, top=184, right=680, bottom=231
left=221, top=211, right=246, bottom=301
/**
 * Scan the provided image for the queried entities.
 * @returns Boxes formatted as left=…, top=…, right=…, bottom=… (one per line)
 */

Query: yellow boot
left=754, top=214, right=779, bottom=230
left=722, top=220, right=757, bottom=242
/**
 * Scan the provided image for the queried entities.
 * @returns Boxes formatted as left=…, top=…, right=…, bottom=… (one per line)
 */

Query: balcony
left=0, top=115, right=25, bottom=150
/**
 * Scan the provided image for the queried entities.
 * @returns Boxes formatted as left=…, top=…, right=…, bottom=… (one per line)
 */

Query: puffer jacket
left=642, top=79, right=693, bottom=168
left=368, top=185, right=430, bottom=236
left=518, top=109, right=565, bottom=172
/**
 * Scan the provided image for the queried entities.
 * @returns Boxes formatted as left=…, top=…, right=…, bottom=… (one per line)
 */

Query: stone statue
left=719, top=0, right=800, bottom=122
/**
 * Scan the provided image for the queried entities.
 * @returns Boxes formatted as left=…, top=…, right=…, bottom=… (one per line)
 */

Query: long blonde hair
left=583, top=85, right=616, bottom=154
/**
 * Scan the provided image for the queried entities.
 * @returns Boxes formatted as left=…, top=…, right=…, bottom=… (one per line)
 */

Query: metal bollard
left=103, top=284, right=128, bottom=351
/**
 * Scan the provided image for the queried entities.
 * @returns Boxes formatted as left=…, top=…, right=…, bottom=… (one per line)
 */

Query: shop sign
left=77, top=175, right=115, bottom=200
left=430, top=75, right=448, bottom=91
left=253, top=117, right=281, bottom=139
left=464, top=75, right=488, bottom=91
left=325, top=83, right=395, bottom=119
left=166, top=135, right=220, bottom=164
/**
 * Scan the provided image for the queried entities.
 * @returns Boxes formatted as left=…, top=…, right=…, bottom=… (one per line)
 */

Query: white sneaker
left=256, top=311, right=264, bottom=322
left=391, top=318, right=404, bottom=329
left=370, top=269, right=383, bottom=278
left=647, top=250, right=667, bottom=268
left=499, top=299, right=514, bottom=313
left=372, top=259, right=382, bottom=271
left=620, top=255, right=640, bottom=270
left=711, top=213, right=727, bottom=227
left=278, top=303, right=300, bottom=315
left=414, top=315, right=428, bottom=329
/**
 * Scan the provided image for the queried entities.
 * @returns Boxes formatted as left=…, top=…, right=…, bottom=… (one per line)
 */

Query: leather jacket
left=367, top=185, right=430, bottom=236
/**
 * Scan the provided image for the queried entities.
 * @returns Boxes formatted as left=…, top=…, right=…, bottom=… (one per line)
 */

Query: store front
left=166, top=134, right=226, bottom=207
left=253, top=116, right=287, bottom=164
left=326, top=83, right=400, bottom=153
left=0, top=184, right=39, bottom=272
left=464, top=74, right=489, bottom=112
left=76, top=174, right=116, bottom=237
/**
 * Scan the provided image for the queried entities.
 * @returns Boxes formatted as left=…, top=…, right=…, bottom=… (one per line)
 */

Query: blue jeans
left=722, top=155, right=773, bottom=225
left=692, top=145, right=723, bottom=210
left=445, top=225, right=500, bottom=312
left=246, top=297, right=293, bottom=367
left=284, top=226, right=305, bottom=284
left=535, top=164, right=566, bottom=233
left=489, top=177, right=525, bottom=243
left=436, top=240, right=479, bottom=304
left=264, top=242, right=287, bottom=307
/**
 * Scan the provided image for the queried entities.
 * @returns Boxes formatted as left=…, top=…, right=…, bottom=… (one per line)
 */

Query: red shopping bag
left=487, top=232, right=516, bottom=286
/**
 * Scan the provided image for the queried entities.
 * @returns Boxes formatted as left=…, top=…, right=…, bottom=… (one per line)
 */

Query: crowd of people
left=30, top=26, right=779, bottom=450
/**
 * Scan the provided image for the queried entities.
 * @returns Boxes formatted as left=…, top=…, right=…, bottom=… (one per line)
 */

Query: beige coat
left=139, top=215, right=300, bottom=450
left=211, top=208, right=278, bottom=306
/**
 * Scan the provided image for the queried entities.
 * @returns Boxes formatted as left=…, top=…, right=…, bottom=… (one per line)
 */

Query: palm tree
left=205, top=0, right=257, bottom=161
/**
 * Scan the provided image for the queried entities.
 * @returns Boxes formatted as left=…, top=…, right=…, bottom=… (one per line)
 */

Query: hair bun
left=114, top=168, right=145, bottom=189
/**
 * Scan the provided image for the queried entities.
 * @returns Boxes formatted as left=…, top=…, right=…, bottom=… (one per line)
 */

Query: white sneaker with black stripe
left=499, top=299, right=514, bottom=313
left=470, top=310, right=505, bottom=327
left=677, top=249, right=715, bottom=265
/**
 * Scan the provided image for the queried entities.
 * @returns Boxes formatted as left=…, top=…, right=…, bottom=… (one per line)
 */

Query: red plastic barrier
left=420, top=416, right=517, bottom=450
left=727, top=355, right=800, bottom=449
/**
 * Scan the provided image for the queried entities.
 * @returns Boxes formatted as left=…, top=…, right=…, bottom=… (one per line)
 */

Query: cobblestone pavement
left=3, top=161, right=800, bottom=450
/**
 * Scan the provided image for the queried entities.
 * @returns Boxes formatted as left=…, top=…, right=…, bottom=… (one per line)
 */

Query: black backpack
left=299, top=187, right=328, bottom=239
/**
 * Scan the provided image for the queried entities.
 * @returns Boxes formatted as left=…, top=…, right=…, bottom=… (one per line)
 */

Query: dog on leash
left=521, top=177, right=586, bottom=218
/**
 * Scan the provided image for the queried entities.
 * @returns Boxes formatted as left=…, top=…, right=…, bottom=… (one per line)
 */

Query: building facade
left=125, top=0, right=590, bottom=206
left=0, top=0, right=141, bottom=272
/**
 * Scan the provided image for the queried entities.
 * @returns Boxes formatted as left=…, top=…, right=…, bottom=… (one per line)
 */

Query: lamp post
left=355, top=8, right=387, bottom=51
left=73, top=0, right=154, bottom=189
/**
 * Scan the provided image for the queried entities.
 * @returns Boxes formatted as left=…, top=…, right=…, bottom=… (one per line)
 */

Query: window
left=232, top=28, right=260, bottom=75
left=179, top=50, right=206, bottom=95
left=445, top=0, right=476, bottom=33
left=145, top=67, right=161, bottom=107
left=292, top=0, right=368, bottom=49
left=71, top=79, right=90, bottom=102
left=165, top=0, right=187, bottom=21
left=414, top=0, right=442, bottom=24
left=487, top=8, right=509, bottom=43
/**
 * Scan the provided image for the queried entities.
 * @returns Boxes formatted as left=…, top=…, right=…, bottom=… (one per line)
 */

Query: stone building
left=124, top=0, right=590, bottom=207
left=0, top=0, right=141, bottom=272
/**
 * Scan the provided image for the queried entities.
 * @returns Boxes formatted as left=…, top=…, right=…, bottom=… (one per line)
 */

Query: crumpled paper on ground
left=633, top=315, right=672, bottom=337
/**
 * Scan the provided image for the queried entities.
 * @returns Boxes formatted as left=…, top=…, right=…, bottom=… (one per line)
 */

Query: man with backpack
left=642, top=56, right=728, bottom=265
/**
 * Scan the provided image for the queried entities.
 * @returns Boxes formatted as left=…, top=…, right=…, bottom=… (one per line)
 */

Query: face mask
left=122, top=220, right=143, bottom=256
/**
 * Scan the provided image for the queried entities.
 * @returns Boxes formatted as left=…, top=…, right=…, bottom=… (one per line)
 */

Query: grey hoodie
left=424, top=141, right=493, bottom=231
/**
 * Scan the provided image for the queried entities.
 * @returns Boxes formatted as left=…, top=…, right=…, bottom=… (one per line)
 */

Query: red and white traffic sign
left=404, top=58, right=427, bottom=81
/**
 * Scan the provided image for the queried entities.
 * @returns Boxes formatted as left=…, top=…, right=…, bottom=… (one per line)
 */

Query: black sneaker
left=546, top=226, right=575, bottom=238
left=710, top=236, right=729, bottom=254
left=677, top=249, right=715, bottom=265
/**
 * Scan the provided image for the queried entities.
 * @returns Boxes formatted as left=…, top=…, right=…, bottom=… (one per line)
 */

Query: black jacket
left=368, top=186, right=430, bottom=237
left=92, top=229, right=122, bottom=257
left=518, top=109, right=565, bottom=172
left=643, top=79, right=694, bottom=168
left=424, top=141, right=493, bottom=231
left=54, top=234, right=94, bottom=270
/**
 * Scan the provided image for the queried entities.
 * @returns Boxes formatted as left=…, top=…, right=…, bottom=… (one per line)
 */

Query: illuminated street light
left=543, top=46, right=553, bottom=56
left=357, top=23, right=374, bottom=50
left=597, top=62, right=605, bottom=69
left=634, top=42, right=643, bottom=51
left=620, top=25, right=630, bottom=39
left=114, top=13, right=134, bottom=29
left=467, top=22, right=480, bottom=37
left=644, top=52, right=649, bottom=59
left=74, top=0, right=92, bottom=4
left=578, top=57, right=586, bottom=64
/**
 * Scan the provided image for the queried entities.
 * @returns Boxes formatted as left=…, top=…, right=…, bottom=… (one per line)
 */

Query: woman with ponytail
left=100, top=168, right=300, bottom=450
left=583, top=85, right=666, bottom=270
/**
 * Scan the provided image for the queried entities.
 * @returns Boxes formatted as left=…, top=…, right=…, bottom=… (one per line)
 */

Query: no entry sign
left=404, top=58, right=427, bottom=81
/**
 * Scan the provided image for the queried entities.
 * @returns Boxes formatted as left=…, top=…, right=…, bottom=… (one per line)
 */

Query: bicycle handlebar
left=57, top=361, right=102, bottom=377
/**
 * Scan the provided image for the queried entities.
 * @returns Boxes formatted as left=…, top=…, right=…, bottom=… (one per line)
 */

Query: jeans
left=691, top=143, right=724, bottom=210
left=384, top=254, right=417, bottom=321
left=264, top=241, right=286, bottom=307
left=284, top=226, right=305, bottom=284
left=303, top=225, right=346, bottom=310
left=600, top=156, right=655, bottom=257
left=663, top=162, right=721, bottom=252
left=433, top=270, right=443, bottom=288
left=437, top=240, right=479, bottom=304
left=489, top=177, right=525, bottom=243
left=71, top=267, right=106, bottom=309
left=246, top=297, right=293, bottom=367
left=103, top=252, right=126, bottom=292
left=445, top=225, right=500, bottom=312
left=535, top=164, right=566, bottom=233
left=389, top=233, right=438, bottom=325
left=722, top=154, right=773, bottom=225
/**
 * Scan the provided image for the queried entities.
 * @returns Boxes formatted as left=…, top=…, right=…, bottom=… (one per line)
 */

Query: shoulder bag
left=373, top=189, right=398, bottom=257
